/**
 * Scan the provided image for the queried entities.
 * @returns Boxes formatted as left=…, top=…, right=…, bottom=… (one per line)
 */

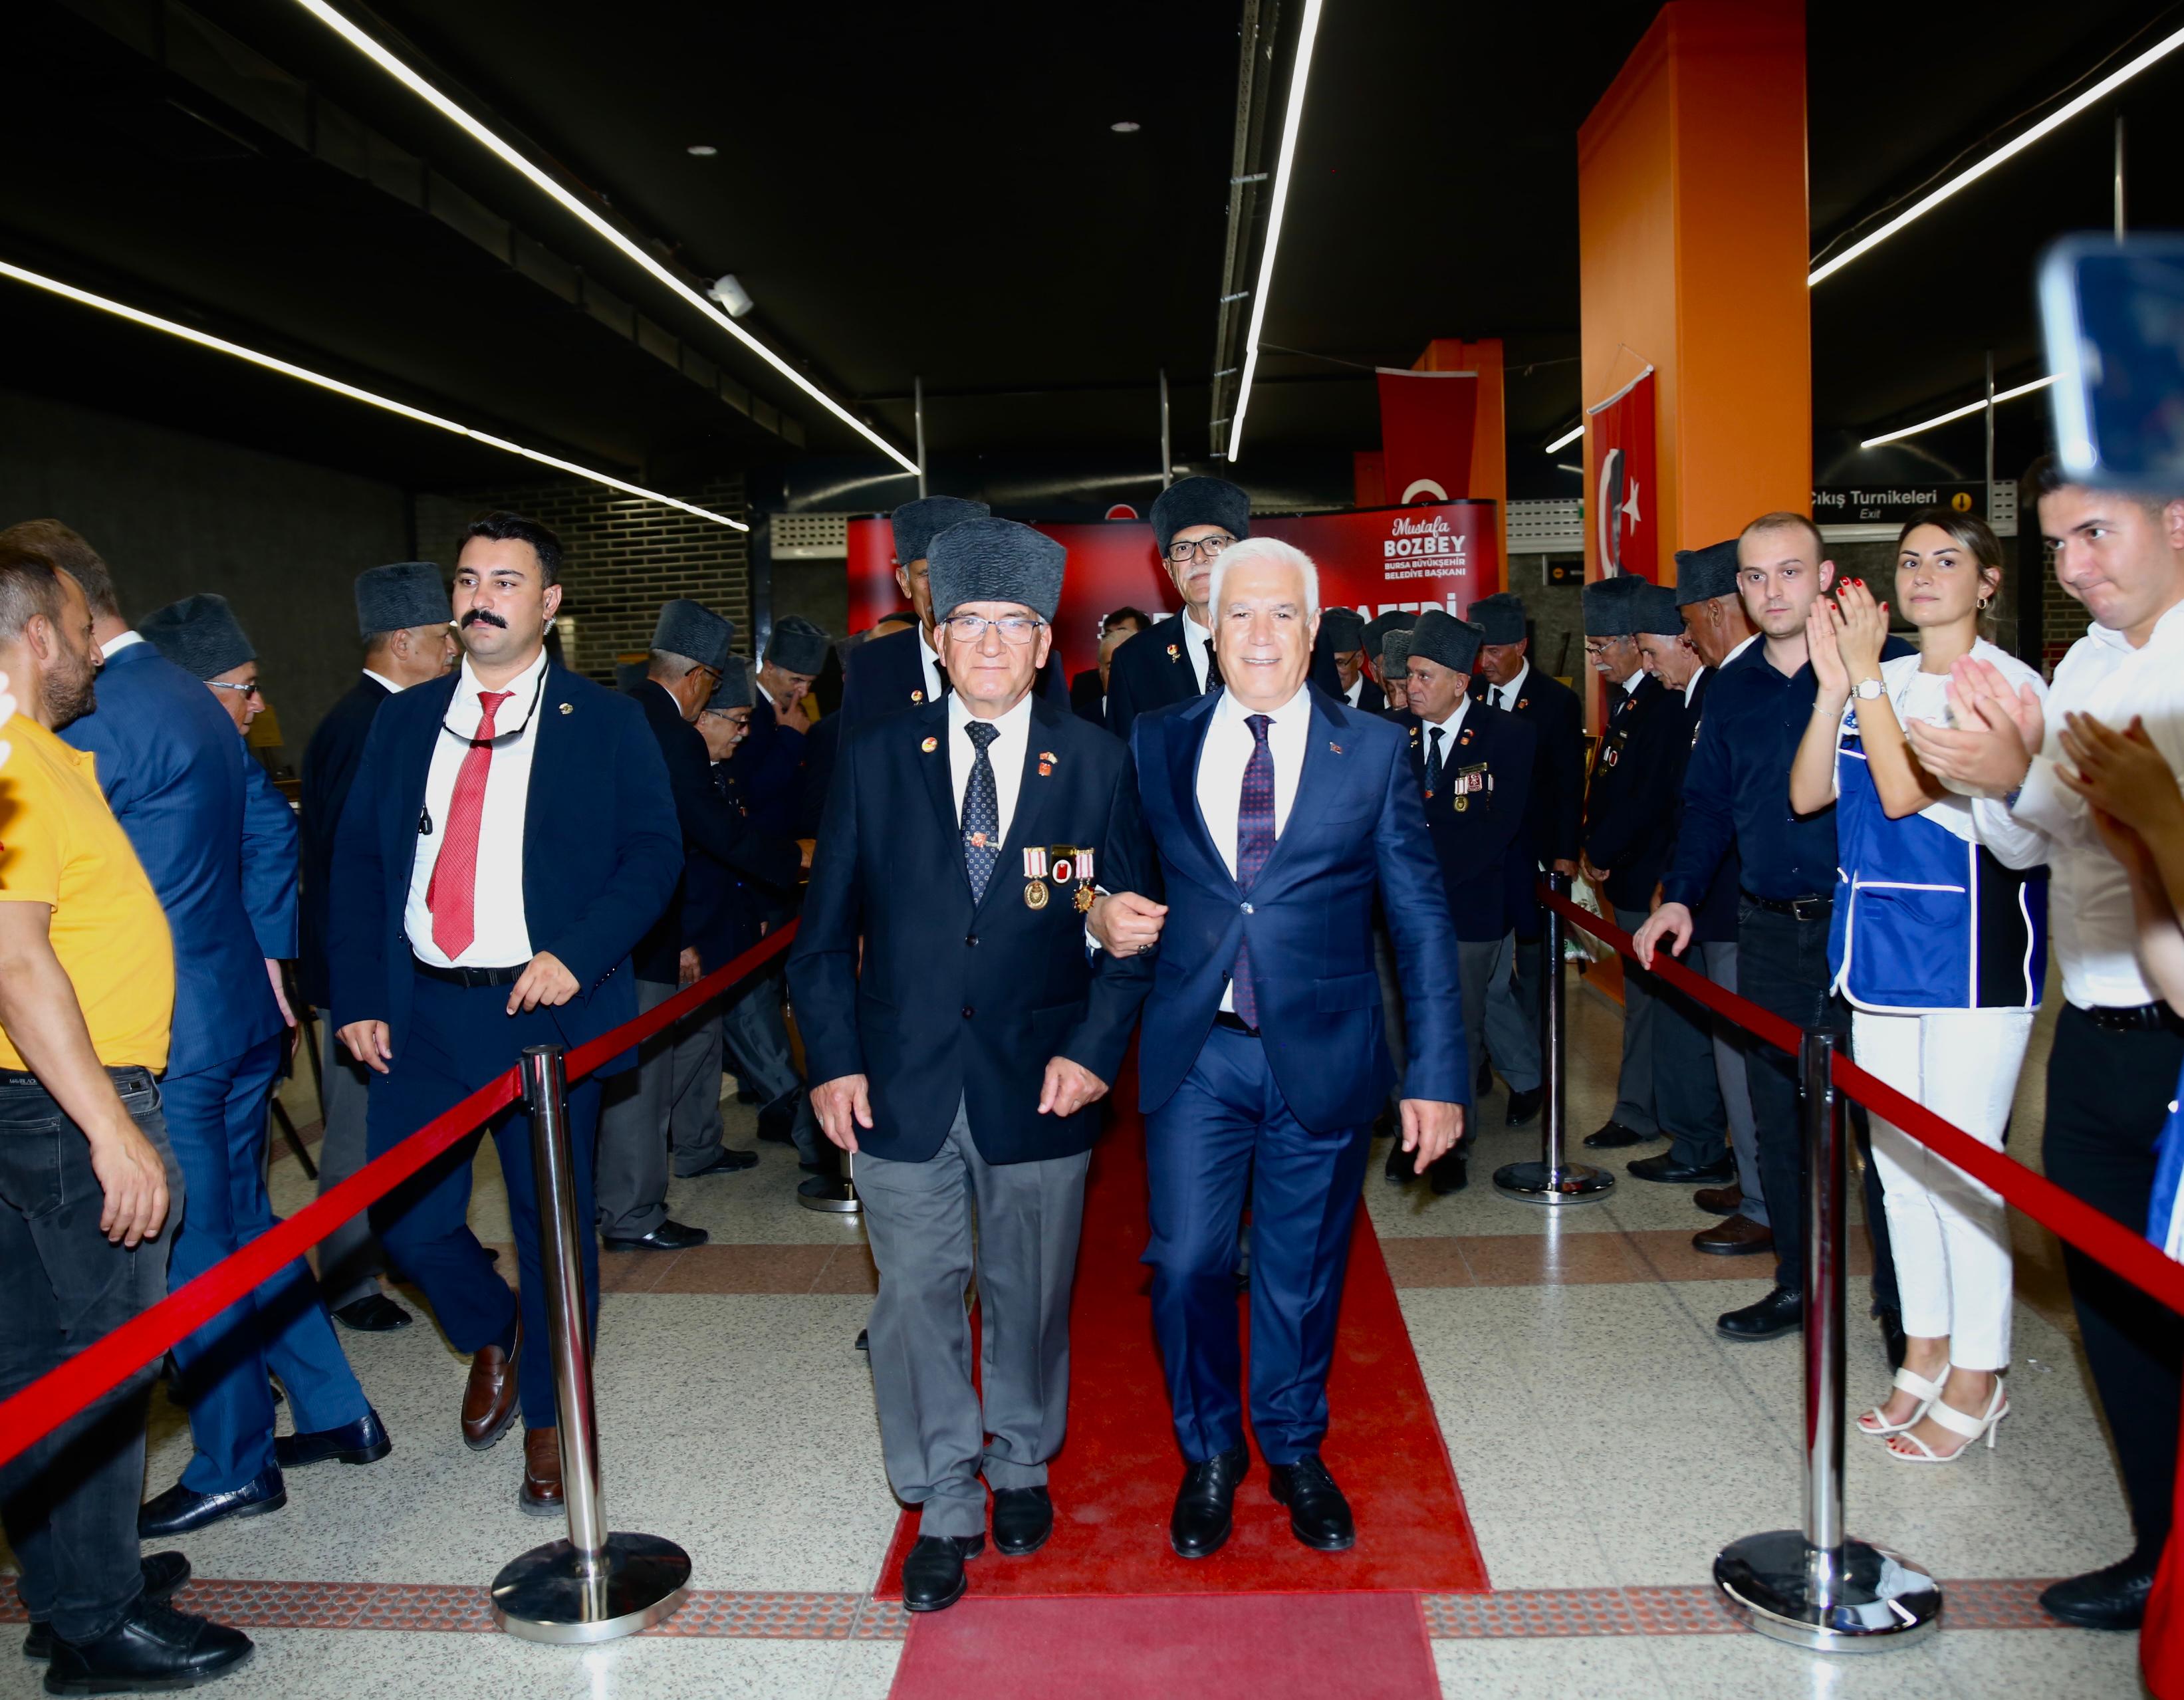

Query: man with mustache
left=330, top=511, right=681, bottom=1513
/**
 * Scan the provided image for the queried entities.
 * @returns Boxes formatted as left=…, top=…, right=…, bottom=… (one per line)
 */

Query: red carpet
left=886, top=1594, right=1439, bottom=1699
left=874, top=1063, right=1489, bottom=1598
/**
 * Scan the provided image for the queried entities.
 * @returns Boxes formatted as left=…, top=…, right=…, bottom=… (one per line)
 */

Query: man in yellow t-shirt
left=0, top=551, right=251, bottom=1688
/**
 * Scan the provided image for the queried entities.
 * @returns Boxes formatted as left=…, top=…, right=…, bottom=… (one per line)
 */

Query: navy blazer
left=685, top=761, right=794, bottom=972
left=1408, top=705, right=1538, bottom=943
left=1069, top=668, right=1105, bottom=727
left=1475, top=663, right=1584, bottom=867
left=1106, top=611, right=1344, bottom=744
left=61, top=640, right=291, bottom=1077
left=840, top=622, right=1070, bottom=731
left=626, top=679, right=802, bottom=983
left=721, top=688, right=807, bottom=841
left=789, top=695, right=1155, bottom=1165
left=1129, top=685, right=1467, bottom=1131
left=327, top=664, right=682, bottom=1071
left=299, top=673, right=394, bottom=1008
left=1582, top=675, right=1687, bottom=913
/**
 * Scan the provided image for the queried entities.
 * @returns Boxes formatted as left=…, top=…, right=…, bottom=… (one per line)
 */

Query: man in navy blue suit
left=330, top=511, right=680, bottom=1514
left=1088, top=536, right=1467, bottom=1560
left=0, top=521, right=388, bottom=1538
left=1395, top=609, right=1538, bottom=1196
left=791, top=518, right=1155, bottom=1612
left=299, top=561, right=456, bottom=1333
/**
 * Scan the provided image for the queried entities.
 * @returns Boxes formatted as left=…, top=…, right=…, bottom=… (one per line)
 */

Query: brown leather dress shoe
left=461, top=1329, right=521, bottom=1451
left=520, top=1427, right=564, bottom=1517
left=1693, top=1184, right=1743, bottom=1217
left=1693, top=1215, right=1773, bottom=1257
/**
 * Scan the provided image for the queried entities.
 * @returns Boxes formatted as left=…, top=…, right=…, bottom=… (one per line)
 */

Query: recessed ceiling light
left=1110, top=121, right=1140, bottom=133
left=685, top=144, right=717, bottom=157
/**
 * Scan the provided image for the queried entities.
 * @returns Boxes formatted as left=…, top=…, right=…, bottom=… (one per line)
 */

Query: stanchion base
left=1491, top=1160, right=1615, bottom=1206
left=1714, top=1530, right=1941, bottom=1654
left=797, top=1176, right=860, bottom=1215
left=492, top=1532, right=691, bottom=1644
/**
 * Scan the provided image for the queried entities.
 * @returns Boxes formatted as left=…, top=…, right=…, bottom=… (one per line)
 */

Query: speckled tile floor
left=0, top=960, right=2151, bottom=1698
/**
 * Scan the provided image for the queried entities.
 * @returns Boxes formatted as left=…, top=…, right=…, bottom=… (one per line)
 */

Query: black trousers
left=2044, top=1003, right=2184, bottom=1558
left=1735, top=904, right=1899, bottom=1315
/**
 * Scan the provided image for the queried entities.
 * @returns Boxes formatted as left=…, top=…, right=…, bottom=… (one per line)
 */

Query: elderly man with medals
left=789, top=518, right=1155, bottom=1612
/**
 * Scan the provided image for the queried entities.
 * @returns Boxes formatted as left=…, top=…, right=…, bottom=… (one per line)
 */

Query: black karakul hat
left=1319, top=606, right=1366, bottom=650
left=1467, top=592, right=1528, bottom=646
left=927, top=518, right=1067, bottom=623
left=767, top=615, right=831, bottom=675
left=1362, top=608, right=1419, bottom=661
left=1150, top=476, right=1251, bottom=555
left=1673, top=539, right=1741, bottom=607
left=707, top=654, right=756, bottom=712
left=1582, top=572, right=1651, bottom=638
left=1382, top=628, right=1416, bottom=670
left=891, top=496, right=991, bottom=567
left=1631, top=583, right=1686, bottom=637
left=1408, top=608, right=1485, bottom=675
left=354, top=562, right=450, bottom=640
left=651, top=598, right=735, bottom=671
left=137, top=593, right=255, bottom=681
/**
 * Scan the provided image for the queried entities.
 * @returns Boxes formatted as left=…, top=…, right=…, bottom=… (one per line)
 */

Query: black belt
left=1213, top=1011, right=1261, bottom=1037
left=1742, top=890, right=1832, bottom=923
left=2082, top=1001, right=2184, bottom=1034
left=413, top=957, right=526, bottom=988
left=0, top=1064, right=156, bottom=1090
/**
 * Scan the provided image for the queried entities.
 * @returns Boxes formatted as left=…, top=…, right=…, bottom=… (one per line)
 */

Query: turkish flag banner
left=846, top=501, right=1500, bottom=679
left=1587, top=367, right=1657, bottom=578
left=1376, top=369, right=1479, bottom=506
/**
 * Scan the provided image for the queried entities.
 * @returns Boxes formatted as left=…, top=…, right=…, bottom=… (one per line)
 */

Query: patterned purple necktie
left=1231, top=713, right=1275, bottom=1027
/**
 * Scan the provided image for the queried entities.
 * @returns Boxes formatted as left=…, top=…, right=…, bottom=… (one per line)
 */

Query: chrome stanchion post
left=493, top=1045, right=691, bottom=1643
left=1495, top=872, right=1613, bottom=1206
left=1713, top=1031, right=1941, bottom=1652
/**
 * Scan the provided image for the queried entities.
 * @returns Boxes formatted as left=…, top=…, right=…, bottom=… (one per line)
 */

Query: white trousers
left=1852, top=1005, right=2033, bottom=1370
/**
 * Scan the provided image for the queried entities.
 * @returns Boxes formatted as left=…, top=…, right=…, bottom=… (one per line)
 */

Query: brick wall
left=413, top=475, right=751, bottom=683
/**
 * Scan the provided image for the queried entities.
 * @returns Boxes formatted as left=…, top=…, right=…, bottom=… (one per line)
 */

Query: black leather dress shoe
left=1427, top=1150, right=1469, bottom=1195
left=2040, top=1554, right=2157, bottom=1629
left=1384, top=1138, right=1416, bottom=1185
left=1717, top=1286, right=1804, bottom=1342
left=331, top=1292, right=412, bottom=1332
left=900, top=1534, right=983, bottom=1612
left=43, top=1598, right=250, bottom=1693
left=601, top=1219, right=709, bottom=1253
left=1170, top=1445, right=1249, bottom=1559
left=138, top=1467, right=286, bottom=1538
left=1876, top=1307, right=1907, bottom=1372
left=1627, top=1153, right=1737, bottom=1185
left=275, top=1407, right=393, bottom=1471
left=755, top=1090, right=804, bottom=1145
left=682, top=1147, right=760, bottom=1177
left=991, top=1487, right=1053, bottom=1556
left=25, top=1554, right=190, bottom=1661
left=1503, top=1087, right=1544, bottom=1128
left=1268, top=1453, right=1356, bottom=1552
left=1582, top=1120, right=1651, bottom=1149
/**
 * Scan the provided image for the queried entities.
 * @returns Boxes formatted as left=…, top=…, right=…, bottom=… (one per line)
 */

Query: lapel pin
left=911, top=689, right=925, bottom=703
left=558, top=702, right=573, bottom=715
left=1328, top=741, right=1342, bottom=755
left=1517, top=697, right=1530, bottom=711
left=1038, top=763, right=1052, bottom=777
left=1039, top=751, right=1057, bottom=763
left=920, top=735, right=938, bottom=753
left=1167, top=644, right=1181, bottom=661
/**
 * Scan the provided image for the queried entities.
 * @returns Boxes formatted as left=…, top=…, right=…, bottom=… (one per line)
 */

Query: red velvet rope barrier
left=1539, top=886, right=2184, bottom=1317
left=0, top=923, right=799, bottom=1471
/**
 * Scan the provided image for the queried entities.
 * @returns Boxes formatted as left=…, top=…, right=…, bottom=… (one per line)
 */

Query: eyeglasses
left=940, top=614, right=1046, bottom=645
left=1166, top=534, right=1235, bottom=565
left=207, top=680, right=263, bottom=699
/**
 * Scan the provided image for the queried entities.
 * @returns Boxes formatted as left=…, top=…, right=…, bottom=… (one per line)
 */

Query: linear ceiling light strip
left=1225, top=0, right=1326, bottom=463
left=1810, top=22, right=2184, bottom=287
left=0, top=258, right=747, bottom=529
left=1542, top=424, right=1582, bottom=454
left=1859, top=375, right=2056, bottom=449
left=289, top=0, right=917, bottom=475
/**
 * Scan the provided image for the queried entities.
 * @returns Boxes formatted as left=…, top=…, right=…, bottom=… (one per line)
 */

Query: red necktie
left=427, top=689, right=513, bottom=960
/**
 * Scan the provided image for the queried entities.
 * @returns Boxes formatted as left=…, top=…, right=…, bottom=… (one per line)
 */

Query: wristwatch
left=1851, top=678, right=1885, bottom=701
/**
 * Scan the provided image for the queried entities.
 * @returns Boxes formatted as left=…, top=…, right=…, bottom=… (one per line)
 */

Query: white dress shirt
left=1181, top=608, right=1216, bottom=692
left=947, top=691, right=1034, bottom=844
left=363, top=667, right=406, bottom=694
left=1195, top=684, right=1312, bottom=1013
left=1483, top=658, right=1530, bottom=711
left=1421, top=696, right=1471, bottom=785
left=1684, top=664, right=1707, bottom=708
left=2010, top=601, right=2184, bottom=1008
left=919, top=626, right=945, bottom=703
left=100, top=630, right=146, bottom=661
left=1343, top=675, right=1366, bottom=708
left=406, top=647, right=550, bottom=968
left=1621, top=668, right=1645, bottom=697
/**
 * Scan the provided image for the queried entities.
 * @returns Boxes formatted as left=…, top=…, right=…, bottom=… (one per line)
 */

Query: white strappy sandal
left=1856, top=1367, right=1941, bottom=1438
left=1887, top=1382, right=2008, bottom=1464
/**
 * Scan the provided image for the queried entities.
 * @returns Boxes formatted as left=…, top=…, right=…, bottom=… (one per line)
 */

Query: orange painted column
left=1414, top=337, right=1508, bottom=570
left=1577, top=0, right=1809, bottom=611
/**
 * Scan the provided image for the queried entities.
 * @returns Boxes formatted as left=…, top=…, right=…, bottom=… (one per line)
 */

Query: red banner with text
left=1586, top=367, right=1657, bottom=579
left=1376, top=369, right=1480, bottom=507
left=845, top=502, right=1499, bottom=678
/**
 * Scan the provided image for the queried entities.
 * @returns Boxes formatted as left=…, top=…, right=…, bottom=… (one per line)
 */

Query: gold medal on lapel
left=1074, top=884, right=1096, bottom=913
left=1025, top=880, right=1049, bottom=911
left=1455, top=795, right=1469, bottom=812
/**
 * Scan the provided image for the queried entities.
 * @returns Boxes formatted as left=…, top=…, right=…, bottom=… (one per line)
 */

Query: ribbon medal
left=1023, top=847, right=1050, bottom=880
left=1025, top=880, right=1049, bottom=910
